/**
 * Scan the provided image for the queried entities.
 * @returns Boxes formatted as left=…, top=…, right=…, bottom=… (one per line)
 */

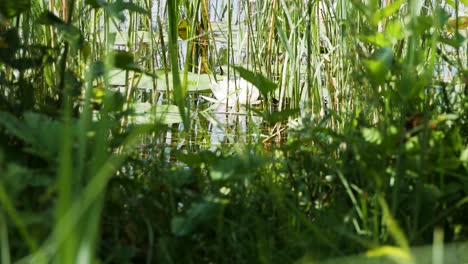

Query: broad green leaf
left=0, top=28, right=20, bottom=63
left=361, top=127, right=382, bottom=145
left=386, top=20, right=407, bottom=41
left=176, top=150, right=218, bottom=167
left=37, top=11, right=83, bottom=48
left=363, top=46, right=393, bottom=86
left=0, top=112, right=67, bottom=160
left=433, top=7, right=450, bottom=29
left=461, top=147, right=468, bottom=165
left=117, top=2, right=149, bottom=15
left=88, top=61, right=106, bottom=80
left=413, top=16, right=433, bottom=34
left=171, top=198, right=226, bottom=236
left=104, top=0, right=149, bottom=21
left=111, top=51, right=142, bottom=72
left=84, top=0, right=102, bottom=9
left=359, top=32, right=393, bottom=47
left=233, top=66, right=277, bottom=98
left=349, top=0, right=372, bottom=17
left=0, top=0, right=30, bottom=18
left=372, top=0, right=406, bottom=26
left=439, top=34, right=466, bottom=49
left=37, top=11, right=64, bottom=25
left=276, top=21, right=293, bottom=58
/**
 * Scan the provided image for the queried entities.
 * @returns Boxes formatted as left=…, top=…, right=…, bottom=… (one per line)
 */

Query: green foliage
left=37, top=11, right=84, bottom=49
left=0, top=112, right=67, bottom=160
left=85, top=0, right=149, bottom=20
left=0, top=0, right=30, bottom=19
left=233, top=65, right=278, bottom=98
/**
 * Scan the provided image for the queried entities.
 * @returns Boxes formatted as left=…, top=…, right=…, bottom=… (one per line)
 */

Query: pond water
left=105, top=5, right=305, bottom=151
left=105, top=0, right=464, bottom=153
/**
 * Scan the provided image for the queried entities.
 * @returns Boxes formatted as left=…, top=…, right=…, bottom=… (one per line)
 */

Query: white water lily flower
left=203, top=77, right=260, bottom=106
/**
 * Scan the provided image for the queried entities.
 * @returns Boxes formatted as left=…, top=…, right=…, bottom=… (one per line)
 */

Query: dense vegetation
left=0, top=0, right=467, bottom=263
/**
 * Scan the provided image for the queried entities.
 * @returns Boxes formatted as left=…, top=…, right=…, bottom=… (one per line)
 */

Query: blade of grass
left=167, top=0, right=190, bottom=131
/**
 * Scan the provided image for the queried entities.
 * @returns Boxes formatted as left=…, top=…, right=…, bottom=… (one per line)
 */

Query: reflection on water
left=159, top=97, right=263, bottom=155
left=203, top=103, right=263, bottom=150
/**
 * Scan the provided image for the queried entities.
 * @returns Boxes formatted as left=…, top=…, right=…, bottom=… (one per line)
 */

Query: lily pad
left=130, top=103, right=184, bottom=125
left=96, top=31, right=153, bottom=45
left=152, top=70, right=212, bottom=92
left=107, top=69, right=212, bottom=93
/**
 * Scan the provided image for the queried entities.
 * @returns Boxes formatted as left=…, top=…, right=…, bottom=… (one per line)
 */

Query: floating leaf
left=108, top=69, right=211, bottom=92
left=130, top=103, right=184, bottom=125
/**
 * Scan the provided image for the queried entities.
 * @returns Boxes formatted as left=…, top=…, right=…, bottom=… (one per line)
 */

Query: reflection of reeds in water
left=203, top=103, right=262, bottom=148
